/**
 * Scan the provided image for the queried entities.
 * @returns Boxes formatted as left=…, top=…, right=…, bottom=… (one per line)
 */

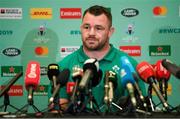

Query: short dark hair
left=82, top=5, right=112, bottom=27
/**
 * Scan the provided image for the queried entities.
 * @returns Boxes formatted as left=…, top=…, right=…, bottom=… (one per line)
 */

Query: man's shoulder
left=58, top=48, right=80, bottom=66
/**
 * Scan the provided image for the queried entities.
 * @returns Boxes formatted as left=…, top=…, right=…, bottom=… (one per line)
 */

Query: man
left=49, top=5, right=146, bottom=113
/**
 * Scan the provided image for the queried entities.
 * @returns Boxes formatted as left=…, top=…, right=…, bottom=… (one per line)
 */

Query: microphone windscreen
left=56, top=68, right=70, bottom=87
left=91, top=69, right=102, bottom=87
left=120, top=65, right=135, bottom=88
left=155, top=60, right=171, bottom=80
left=83, top=58, right=99, bottom=74
left=25, top=61, right=41, bottom=90
left=47, top=64, right=59, bottom=79
left=120, top=56, right=135, bottom=73
left=162, top=59, right=180, bottom=79
left=108, top=71, right=117, bottom=89
left=136, top=61, right=154, bottom=83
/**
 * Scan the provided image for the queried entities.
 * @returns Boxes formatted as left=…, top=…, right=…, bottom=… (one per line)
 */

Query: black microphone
left=79, top=58, right=99, bottom=90
left=47, top=64, right=60, bottom=89
left=0, top=72, right=23, bottom=97
left=162, top=59, right=180, bottom=79
left=49, top=69, right=70, bottom=103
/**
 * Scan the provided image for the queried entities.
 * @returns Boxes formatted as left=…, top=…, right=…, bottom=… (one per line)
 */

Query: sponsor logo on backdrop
left=40, top=66, right=47, bottom=75
left=34, top=46, right=49, bottom=56
left=34, top=85, right=48, bottom=96
left=70, top=30, right=81, bottom=35
left=2, top=47, right=21, bottom=57
left=153, top=6, right=167, bottom=16
left=60, top=46, right=79, bottom=58
left=149, top=45, right=171, bottom=56
left=34, top=25, right=50, bottom=43
left=0, top=85, right=23, bottom=96
left=121, top=8, right=139, bottom=17
left=38, top=25, right=46, bottom=36
left=0, top=30, right=13, bottom=35
left=119, top=46, right=141, bottom=56
left=1, top=66, right=23, bottom=77
left=30, top=8, right=52, bottom=19
left=60, top=8, right=81, bottom=19
left=0, top=8, right=22, bottom=19
left=159, top=28, right=180, bottom=34
left=122, top=23, right=139, bottom=43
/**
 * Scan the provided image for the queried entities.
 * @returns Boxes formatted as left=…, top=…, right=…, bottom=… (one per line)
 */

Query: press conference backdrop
left=0, top=0, right=180, bottom=113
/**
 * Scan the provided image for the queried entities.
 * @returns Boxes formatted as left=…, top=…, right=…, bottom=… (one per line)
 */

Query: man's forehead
left=82, top=13, right=109, bottom=26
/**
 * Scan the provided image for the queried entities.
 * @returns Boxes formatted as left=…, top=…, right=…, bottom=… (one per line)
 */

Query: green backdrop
left=0, top=0, right=180, bottom=113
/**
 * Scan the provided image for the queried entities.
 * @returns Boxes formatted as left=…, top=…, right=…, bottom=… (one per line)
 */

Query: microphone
left=49, top=69, right=70, bottom=103
left=104, top=71, right=117, bottom=104
left=108, top=71, right=117, bottom=103
left=120, top=65, right=136, bottom=107
left=70, top=66, right=83, bottom=102
left=161, top=59, right=180, bottom=79
left=0, top=72, right=23, bottom=97
left=47, top=64, right=60, bottom=89
left=24, top=61, right=41, bottom=101
left=120, top=56, right=147, bottom=108
left=136, top=61, right=169, bottom=110
left=79, top=58, right=99, bottom=90
left=155, top=60, right=171, bottom=100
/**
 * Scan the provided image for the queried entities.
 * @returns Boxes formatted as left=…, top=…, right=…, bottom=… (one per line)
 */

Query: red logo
left=119, top=46, right=141, bottom=56
left=60, top=8, right=81, bottom=19
left=34, top=46, right=49, bottom=56
left=66, top=82, right=75, bottom=95
left=153, top=6, right=167, bottom=16
left=0, top=85, right=23, bottom=96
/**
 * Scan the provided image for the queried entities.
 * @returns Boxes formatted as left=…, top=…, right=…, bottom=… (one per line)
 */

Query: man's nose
left=89, top=27, right=96, bottom=35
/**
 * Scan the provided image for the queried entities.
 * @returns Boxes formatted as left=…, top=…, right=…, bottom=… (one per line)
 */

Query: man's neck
left=83, top=44, right=111, bottom=60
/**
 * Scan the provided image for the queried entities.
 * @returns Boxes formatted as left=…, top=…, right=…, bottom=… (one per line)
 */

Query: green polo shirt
left=49, top=44, right=146, bottom=112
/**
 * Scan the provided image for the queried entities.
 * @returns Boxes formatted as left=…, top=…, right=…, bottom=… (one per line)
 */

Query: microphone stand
left=15, top=90, right=41, bottom=116
left=41, top=87, right=63, bottom=117
left=156, top=79, right=175, bottom=112
left=148, top=84, right=155, bottom=112
left=0, top=91, right=21, bottom=112
left=83, top=80, right=101, bottom=115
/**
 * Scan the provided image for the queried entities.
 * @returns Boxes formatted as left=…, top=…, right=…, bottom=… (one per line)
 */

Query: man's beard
left=83, top=38, right=107, bottom=51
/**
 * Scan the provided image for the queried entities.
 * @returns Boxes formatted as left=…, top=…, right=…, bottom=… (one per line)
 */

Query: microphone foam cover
left=120, top=65, right=135, bottom=88
left=25, top=61, right=41, bottom=90
left=155, top=60, right=170, bottom=80
left=136, top=61, right=154, bottom=83
left=57, top=68, right=70, bottom=87
left=47, top=64, right=59, bottom=79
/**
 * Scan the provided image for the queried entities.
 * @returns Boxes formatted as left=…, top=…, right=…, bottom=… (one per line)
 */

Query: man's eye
left=83, top=26, right=90, bottom=29
left=96, top=27, right=104, bottom=31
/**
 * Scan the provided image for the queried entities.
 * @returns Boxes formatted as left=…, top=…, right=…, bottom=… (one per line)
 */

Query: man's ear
left=108, top=27, right=115, bottom=37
